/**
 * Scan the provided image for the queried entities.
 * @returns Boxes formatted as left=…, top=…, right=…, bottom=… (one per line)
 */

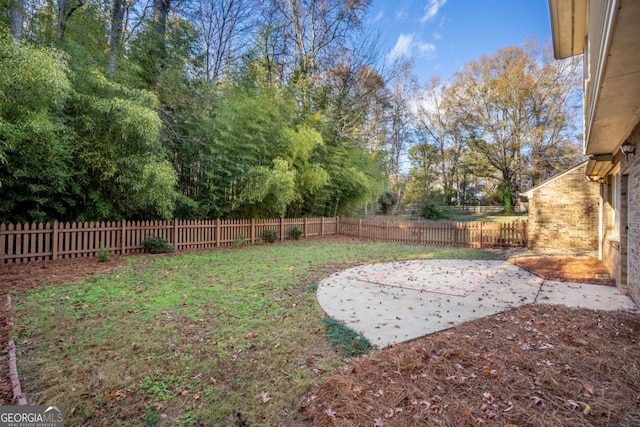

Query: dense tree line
left=0, top=0, right=391, bottom=223
left=0, top=1, right=581, bottom=222
left=406, top=42, right=582, bottom=212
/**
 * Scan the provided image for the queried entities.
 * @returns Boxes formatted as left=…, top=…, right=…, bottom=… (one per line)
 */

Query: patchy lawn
left=5, top=238, right=494, bottom=426
left=3, top=239, right=637, bottom=427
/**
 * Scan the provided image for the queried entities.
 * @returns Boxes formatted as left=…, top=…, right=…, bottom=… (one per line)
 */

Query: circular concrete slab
left=317, top=259, right=636, bottom=348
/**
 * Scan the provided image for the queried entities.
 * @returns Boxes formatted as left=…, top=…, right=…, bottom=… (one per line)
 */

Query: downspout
left=598, top=182, right=604, bottom=260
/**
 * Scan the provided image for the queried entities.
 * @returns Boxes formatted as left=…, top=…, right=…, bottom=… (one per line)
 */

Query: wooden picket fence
left=0, top=217, right=527, bottom=264
left=338, top=218, right=527, bottom=248
left=0, top=217, right=338, bottom=264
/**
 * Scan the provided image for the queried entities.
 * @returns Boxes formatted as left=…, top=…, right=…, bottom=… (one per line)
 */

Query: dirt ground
left=509, top=256, right=615, bottom=286
left=1, top=251, right=636, bottom=427
left=301, top=304, right=640, bottom=426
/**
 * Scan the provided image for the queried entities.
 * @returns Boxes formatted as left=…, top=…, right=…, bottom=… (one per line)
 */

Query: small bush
left=142, top=235, right=175, bottom=254
left=378, top=191, right=399, bottom=215
left=234, top=234, right=245, bottom=248
left=98, top=243, right=109, bottom=263
left=263, top=229, right=278, bottom=243
left=421, top=203, right=446, bottom=220
left=322, top=317, right=372, bottom=357
left=290, top=226, right=303, bottom=240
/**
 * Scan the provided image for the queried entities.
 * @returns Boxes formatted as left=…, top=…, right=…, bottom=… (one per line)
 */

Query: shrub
left=142, top=235, right=175, bottom=254
left=421, top=203, right=446, bottom=220
left=322, top=317, right=372, bottom=357
left=290, top=226, right=303, bottom=240
left=378, top=191, right=399, bottom=215
left=234, top=234, right=245, bottom=248
left=98, top=243, right=109, bottom=262
left=263, top=229, right=278, bottom=243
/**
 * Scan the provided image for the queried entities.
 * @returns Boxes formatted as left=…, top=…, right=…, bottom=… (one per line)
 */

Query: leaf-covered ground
left=301, top=304, right=640, bottom=426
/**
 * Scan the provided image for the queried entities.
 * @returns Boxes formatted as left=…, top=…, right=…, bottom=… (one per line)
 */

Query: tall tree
left=268, top=0, right=370, bottom=109
left=194, top=0, right=255, bottom=82
left=108, top=0, right=126, bottom=77
left=415, top=76, right=469, bottom=205
left=9, top=0, right=24, bottom=40
left=447, top=43, right=581, bottom=212
left=386, top=60, right=416, bottom=198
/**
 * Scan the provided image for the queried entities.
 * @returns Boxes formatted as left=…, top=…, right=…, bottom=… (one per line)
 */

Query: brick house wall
left=601, top=170, right=621, bottom=290
left=525, top=162, right=599, bottom=251
left=605, top=120, right=640, bottom=304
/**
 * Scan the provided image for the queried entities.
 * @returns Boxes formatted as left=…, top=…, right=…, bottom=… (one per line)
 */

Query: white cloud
left=417, top=42, right=436, bottom=58
left=387, top=33, right=414, bottom=61
left=386, top=34, right=437, bottom=62
left=395, top=7, right=408, bottom=21
left=420, top=0, right=447, bottom=23
left=433, top=32, right=442, bottom=40
left=373, top=10, right=384, bottom=23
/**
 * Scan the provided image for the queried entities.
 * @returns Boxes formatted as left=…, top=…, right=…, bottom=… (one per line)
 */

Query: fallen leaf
left=531, top=396, right=544, bottom=405
left=261, top=392, right=271, bottom=403
left=108, top=390, right=126, bottom=400
left=578, top=401, right=592, bottom=415
left=566, top=399, right=580, bottom=410
left=583, top=383, right=595, bottom=396
left=325, top=408, right=337, bottom=418
left=374, top=419, right=384, bottom=427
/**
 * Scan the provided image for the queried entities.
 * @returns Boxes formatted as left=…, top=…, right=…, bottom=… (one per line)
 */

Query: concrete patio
left=316, top=259, right=637, bottom=348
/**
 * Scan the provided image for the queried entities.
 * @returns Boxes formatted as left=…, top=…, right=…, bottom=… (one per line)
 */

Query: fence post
left=336, top=217, right=340, bottom=235
left=215, top=218, right=221, bottom=247
left=453, top=221, right=458, bottom=246
left=321, top=217, right=325, bottom=236
left=52, top=220, right=58, bottom=261
left=358, top=219, right=362, bottom=239
left=479, top=222, right=483, bottom=249
left=121, top=220, right=126, bottom=255
left=280, top=217, right=285, bottom=241
left=251, top=218, right=255, bottom=244
left=303, top=217, right=307, bottom=238
left=173, top=219, right=179, bottom=251
left=385, top=221, right=390, bottom=241
left=0, top=224, right=5, bottom=263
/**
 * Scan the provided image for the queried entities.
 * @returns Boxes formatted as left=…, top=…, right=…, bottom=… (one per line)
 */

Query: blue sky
left=367, top=0, right=552, bottom=82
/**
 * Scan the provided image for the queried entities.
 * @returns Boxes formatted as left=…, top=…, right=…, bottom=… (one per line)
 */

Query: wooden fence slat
left=0, top=217, right=526, bottom=263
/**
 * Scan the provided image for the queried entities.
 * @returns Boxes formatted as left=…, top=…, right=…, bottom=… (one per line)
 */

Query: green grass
left=13, top=240, right=500, bottom=426
left=322, top=317, right=372, bottom=357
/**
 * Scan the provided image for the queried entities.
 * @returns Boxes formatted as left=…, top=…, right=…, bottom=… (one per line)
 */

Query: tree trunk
left=503, top=183, right=512, bottom=214
left=108, top=0, right=126, bottom=78
left=10, top=0, right=24, bottom=41
left=57, top=0, right=66, bottom=46
left=153, top=0, right=171, bottom=88
left=57, top=0, right=83, bottom=47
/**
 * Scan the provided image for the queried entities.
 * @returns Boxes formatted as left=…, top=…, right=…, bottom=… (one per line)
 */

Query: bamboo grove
left=0, top=0, right=582, bottom=222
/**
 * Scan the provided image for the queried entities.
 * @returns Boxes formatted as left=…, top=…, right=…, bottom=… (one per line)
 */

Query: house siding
left=527, top=163, right=599, bottom=251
